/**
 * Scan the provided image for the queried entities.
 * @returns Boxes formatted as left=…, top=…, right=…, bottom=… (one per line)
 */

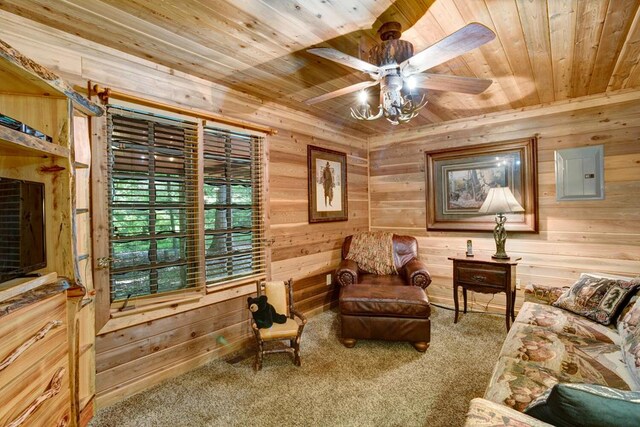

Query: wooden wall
left=0, top=11, right=368, bottom=408
left=369, top=89, right=640, bottom=313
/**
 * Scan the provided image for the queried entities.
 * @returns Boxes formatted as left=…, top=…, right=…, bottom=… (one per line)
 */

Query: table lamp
left=478, top=187, right=524, bottom=260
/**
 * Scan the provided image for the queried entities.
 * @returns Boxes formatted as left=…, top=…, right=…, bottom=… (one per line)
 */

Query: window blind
left=107, top=106, right=199, bottom=302
left=203, top=125, right=265, bottom=286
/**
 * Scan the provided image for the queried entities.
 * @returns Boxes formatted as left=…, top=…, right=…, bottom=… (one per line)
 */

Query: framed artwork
left=307, top=145, right=348, bottom=223
left=425, top=137, right=538, bottom=232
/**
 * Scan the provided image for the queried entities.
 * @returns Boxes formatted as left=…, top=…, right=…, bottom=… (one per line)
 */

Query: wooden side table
left=448, top=255, right=521, bottom=330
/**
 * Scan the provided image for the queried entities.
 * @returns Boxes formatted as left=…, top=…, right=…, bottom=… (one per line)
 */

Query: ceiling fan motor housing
left=370, top=21, right=414, bottom=67
left=369, top=39, right=414, bottom=67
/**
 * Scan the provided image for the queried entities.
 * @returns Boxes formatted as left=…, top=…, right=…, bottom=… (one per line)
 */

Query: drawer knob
left=8, top=367, right=65, bottom=427
left=472, top=275, right=486, bottom=282
left=0, top=320, right=62, bottom=373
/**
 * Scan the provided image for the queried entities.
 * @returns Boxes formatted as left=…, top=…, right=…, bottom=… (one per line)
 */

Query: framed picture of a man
left=307, top=145, right=348, bottom=223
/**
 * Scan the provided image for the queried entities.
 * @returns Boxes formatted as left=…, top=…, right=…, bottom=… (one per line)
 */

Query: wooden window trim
left=91, top=95, right=271, bottom=335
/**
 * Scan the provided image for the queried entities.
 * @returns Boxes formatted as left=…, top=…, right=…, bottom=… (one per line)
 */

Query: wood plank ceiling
left=2, top=0, right=639, bottom=135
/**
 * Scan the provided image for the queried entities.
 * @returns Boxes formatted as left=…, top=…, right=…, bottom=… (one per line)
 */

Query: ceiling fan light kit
left=306, top=21, right=496, bottom=125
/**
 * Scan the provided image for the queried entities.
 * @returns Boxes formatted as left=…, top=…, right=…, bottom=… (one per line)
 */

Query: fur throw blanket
left=346, top=232, right=397, bottom=275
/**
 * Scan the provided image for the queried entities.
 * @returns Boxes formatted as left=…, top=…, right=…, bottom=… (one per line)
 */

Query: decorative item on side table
left=478, top=187, right=524, bottom=260
left=466, top=239, right=474, bottom=257
left=307, top=145, right=348, bottom=223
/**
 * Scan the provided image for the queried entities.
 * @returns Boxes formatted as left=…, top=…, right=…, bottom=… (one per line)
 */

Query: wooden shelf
left=0, top=272, right=58, bottom=303
left=0, top=125, right=69, bottom=158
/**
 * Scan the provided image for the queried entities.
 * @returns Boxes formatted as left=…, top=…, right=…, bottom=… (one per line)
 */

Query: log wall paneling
left=0, top=13, right=369, bottom=408
left=369, top=89, right=640, bottom=314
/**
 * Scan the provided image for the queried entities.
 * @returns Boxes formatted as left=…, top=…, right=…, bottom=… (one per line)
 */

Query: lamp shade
left=478, top=187, right=524, bottom=214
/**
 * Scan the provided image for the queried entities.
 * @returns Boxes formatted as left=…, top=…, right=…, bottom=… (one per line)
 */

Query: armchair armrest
left=336, top=259, right=358, bottom=286
left=524, top=284, right=568, bottom=305
left=401, top=259, right=432, bottom=289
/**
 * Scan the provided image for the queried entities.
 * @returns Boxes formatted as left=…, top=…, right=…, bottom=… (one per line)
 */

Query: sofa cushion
left=339, top=284, right=430, bottom=318
left=523, top=383, right=640, bottom=427
left=552, top=273, right=640, bottom=325
left=485, top=356, right=562, bottom=411
left=497, top=322, right=634, bottom=388
left=485, top=318, right=636, bottom=411
left=465, top=398, right=553, bottom=427
left=516, top=302, right=620, bottom=344
left=618, top=297, right=640, bottom=389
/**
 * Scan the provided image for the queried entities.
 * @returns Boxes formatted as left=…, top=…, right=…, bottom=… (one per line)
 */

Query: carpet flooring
left=90, top=306, right=507, bottom=427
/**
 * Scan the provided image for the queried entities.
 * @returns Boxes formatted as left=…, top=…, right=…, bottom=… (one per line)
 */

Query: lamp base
left=492, top=213, right=510, bottom=260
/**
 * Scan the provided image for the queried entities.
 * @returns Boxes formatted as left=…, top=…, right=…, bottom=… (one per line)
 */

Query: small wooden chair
left=250, top=279, right=307, bottom=371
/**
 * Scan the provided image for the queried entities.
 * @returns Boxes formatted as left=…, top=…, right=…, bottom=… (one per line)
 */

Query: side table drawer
left=456, top=264, right=506, bottom=288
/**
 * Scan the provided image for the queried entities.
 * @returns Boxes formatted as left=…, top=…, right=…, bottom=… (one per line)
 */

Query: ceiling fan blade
left=412, top=73, right=492, bottom=94
left=307, top=48, right=380, bottom=74
left=401, top=22, right=496, bottom=75
left=304, top=80, right=378, bottom=105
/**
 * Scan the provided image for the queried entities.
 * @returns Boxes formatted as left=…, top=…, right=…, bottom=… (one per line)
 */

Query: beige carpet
left=90, top=306, right=506, bottom=427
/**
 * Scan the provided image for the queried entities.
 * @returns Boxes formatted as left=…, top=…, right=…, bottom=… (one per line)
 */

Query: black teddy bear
left=248, top=295, right=287, bottom=329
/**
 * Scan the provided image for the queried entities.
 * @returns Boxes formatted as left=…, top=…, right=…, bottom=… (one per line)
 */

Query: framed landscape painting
left=307, top=145, right=348, bottom=223
left=425, top=137, right=538, bottom=232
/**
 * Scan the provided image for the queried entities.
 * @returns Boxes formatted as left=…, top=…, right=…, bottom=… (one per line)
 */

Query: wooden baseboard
left=304, top=299, right=338, bottom=318
left=79, top=397, right=94, bottom=427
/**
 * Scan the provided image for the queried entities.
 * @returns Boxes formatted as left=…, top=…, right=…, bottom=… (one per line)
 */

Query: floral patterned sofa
left=465, top=277, right=640, bottom=426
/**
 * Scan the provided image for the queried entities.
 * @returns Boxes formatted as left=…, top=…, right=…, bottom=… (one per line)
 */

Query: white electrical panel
left=555, top=145, right=604, bottom=201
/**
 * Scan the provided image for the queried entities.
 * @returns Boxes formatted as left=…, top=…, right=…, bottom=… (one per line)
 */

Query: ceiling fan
left=305, top=21, right=496, bottom=125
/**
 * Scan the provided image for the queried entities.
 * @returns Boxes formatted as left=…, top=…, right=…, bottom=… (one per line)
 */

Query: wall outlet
left=326, top=273, right=332, bottom=286
left=516, top=279, right=521, bottom=290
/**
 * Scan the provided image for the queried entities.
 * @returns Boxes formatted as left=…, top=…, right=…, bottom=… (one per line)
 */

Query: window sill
left=97, top=278, right=262, bottom=336
left=205, top=274, right=266, bottom=295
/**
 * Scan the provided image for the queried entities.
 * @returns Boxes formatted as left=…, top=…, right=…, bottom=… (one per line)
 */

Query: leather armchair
left=335, top=234, right=432, bottom=288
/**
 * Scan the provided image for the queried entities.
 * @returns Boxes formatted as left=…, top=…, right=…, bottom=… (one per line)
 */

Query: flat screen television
left=0, top=177, right=46, bottom=282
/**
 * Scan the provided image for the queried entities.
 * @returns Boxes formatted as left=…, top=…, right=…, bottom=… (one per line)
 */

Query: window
left=107, top=107, right=199, bottom=302
left=203, top=125, right=265, bottom=286
left=106, top=106, right=265, bottom=302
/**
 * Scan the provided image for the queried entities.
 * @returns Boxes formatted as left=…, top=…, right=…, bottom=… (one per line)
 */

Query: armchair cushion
left=340, top=285, right=430, bottom=318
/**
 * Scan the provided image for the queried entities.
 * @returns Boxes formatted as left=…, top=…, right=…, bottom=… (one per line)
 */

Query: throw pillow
left=524, top=383, right=640, bottom=427
left=618, top=297, right=640, bottom=389
left=552, top=273, right=640, bottom=325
